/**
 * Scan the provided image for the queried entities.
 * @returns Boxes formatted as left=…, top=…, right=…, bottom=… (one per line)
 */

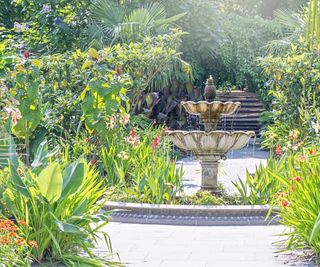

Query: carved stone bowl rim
left=167, top=130, right=256, bottom=136
left=181, top=100, right=241, bottom=106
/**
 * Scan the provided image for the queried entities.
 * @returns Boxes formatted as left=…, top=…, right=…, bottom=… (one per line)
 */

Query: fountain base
left=196, top=154, right=225, bottom=193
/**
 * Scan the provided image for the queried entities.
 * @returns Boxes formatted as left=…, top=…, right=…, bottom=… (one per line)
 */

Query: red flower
left=151, top=135, right=161, bottom=149
left=130, top=130, right=136, bottom=138
left=91, top=159, right=97, bottom=165
left=309, top=149, right=317, bottom=155
left=282, top=200, right=289, bottom=208
left=289, top=176, right=301, bottom=183
left=85, top=137, right=91, bottom=143
left=275, top=144, right=282, bottom=157
left=22, top=50, right=30, bottom=59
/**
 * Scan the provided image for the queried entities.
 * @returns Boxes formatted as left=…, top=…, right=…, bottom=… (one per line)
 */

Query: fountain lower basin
left=167, top=130, right=255, bottom=192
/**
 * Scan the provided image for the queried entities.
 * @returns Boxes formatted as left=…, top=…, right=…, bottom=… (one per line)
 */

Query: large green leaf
left=37, top=163, right=63, bottom=203
left=9, top=164, right=30, bottom=198
left=62, top=158, right=86, bottom=197
left=31, top=140, right=48, bottom=168
left=56, top=220, right=85, bottom=237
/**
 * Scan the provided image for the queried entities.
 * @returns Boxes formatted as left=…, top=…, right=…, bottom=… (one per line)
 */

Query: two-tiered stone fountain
left=167, top=76, right=255, bottom=193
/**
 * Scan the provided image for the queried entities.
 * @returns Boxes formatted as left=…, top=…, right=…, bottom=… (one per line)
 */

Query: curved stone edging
left=104, top=201, right=280, bottom=226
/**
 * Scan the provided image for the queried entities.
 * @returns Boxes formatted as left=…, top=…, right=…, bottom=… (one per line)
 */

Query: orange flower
left=0, top=236, right=9, bottom=245
left=29, top=240, right=38, bottom=249
left=8, top=231, right=17, bottom=237
left=15, top=238, right=25, bottom=246
left=290, top=185, right=295, bottom=192
left=18, top=220, right=27, bottom=225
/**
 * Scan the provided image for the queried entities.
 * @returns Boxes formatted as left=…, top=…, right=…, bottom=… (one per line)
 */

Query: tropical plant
left=4, top=31, right=189, bottom=163
left=2, top=156, right=121, bottom=266
left=89, top=0, right=186, bottom=46
left=270, top=145, right=320, bottom=253
left=233, top=159, right=284, bottom=205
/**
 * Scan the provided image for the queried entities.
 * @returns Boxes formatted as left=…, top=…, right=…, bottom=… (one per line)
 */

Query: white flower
left=13, top=22, right=29, bottom=31
left=120, top=114, right=130, bottom=126
left=117, top=151, right=129, bottom=160
left=312, top=121, right=320, bottom=134
left=106, top=115, right=116, bottom=129
left=41, top=4, right=52, bottom=14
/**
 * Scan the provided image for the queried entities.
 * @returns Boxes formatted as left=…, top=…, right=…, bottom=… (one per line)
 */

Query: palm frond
left=274, top=9, right=305, bottom=35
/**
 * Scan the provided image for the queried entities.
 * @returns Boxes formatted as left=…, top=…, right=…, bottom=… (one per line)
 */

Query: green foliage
left=2, top=156, right=120, bottom=266
left=1, top=0, right=92, bottom=53
left=213, top=14, right=282, bottom=90
left=260, top=40, right=320, bottom=148
left=89, top=0, right=186, bottom=45
left=5, top=31, right=186, bottom=155
left=101, top=125, right=183, bottom=204
left=164, top=0, right=283, bottom=90
left=178, top=188, right=240, bottom=205
left=269, top=145, right=320, bottom=253
left=233, top=160, right=283, bottom=205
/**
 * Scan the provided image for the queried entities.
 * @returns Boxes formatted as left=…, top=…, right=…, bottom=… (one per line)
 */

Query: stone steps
left=215, top=91, right=264, bottom=135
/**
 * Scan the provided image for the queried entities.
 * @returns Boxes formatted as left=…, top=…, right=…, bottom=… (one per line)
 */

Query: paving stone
left=99, top=223, right=315, bottom=267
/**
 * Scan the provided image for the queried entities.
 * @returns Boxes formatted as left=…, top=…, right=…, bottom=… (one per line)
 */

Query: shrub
left=233, top=159, right=284, bottom=205
left=2, top=157, right=120, bottom=266
left=259, top=40, right=320, bottom=148
left=270, top=145, right=320, bottom=253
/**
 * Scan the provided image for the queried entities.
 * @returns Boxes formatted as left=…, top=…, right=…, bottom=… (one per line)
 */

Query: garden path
left=100, top=223, right=314, bottom=267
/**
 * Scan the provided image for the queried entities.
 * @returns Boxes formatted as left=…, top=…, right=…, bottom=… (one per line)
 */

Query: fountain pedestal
left=197, top=154, right=222, bottom=192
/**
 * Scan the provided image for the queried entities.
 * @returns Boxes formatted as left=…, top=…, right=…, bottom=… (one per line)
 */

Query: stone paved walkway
left=99, top=145, right=316, bottom=267
left=101, top=223, right=314, bottom=267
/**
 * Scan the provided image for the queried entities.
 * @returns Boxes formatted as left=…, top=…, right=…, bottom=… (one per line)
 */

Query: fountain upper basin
left=181, top=101, right=241, bottom=119
left=167, top=130, right=255, bottom=155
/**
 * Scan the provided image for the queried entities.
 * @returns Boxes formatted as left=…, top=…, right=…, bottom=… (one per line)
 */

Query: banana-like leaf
left=38, top=163, right=63, bottom=203
left=62, top=158, right=87, bottom=197
left=31, top=140, right=48, bottom=168
left=9, top=164, right=30, bottom=198
left=56, top=220, right=86, bottom=237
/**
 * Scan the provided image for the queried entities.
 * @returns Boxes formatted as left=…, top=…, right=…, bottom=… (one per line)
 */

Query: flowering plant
left=101, top=123, right=183, bottom=204
left=268, top=145, right=320, bottom=253
left=0, top=218, right=35, bottom=266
